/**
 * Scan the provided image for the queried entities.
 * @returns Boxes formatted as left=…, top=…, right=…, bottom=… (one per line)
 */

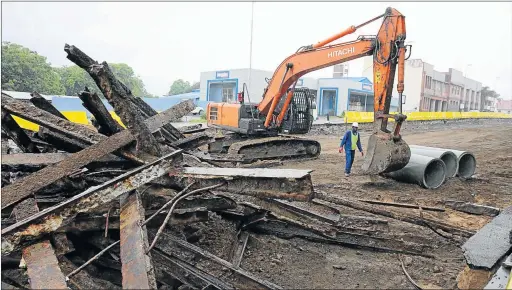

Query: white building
left=199, top=68, right=398, bottom=117
left=361, top=57, right=483, bottom=112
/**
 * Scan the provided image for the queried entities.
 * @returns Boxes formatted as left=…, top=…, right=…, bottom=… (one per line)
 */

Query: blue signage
left=362, top=83, right=373, bottom=91
left=216, top=71, right=230, bottom=79
left=296, top=79, right=304, bottom=86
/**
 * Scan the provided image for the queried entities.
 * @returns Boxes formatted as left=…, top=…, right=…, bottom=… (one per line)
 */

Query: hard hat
left=352, top=122, right=359, bottom=127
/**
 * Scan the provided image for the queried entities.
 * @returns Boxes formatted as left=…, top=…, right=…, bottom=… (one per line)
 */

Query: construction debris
left=444, top=200, right=501, bottom=217
left=461, top=206, right=512, bottom=270
left=2, top=44, right=502, bottom=290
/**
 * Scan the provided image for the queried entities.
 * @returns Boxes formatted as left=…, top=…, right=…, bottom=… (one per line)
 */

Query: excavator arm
left=259, top=7, right=408, bottom=136
left=258, top=7, right=411, bottom=173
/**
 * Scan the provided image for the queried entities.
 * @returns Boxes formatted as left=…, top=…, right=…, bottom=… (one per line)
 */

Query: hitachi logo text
left=327, top=47, right=355, bottom=58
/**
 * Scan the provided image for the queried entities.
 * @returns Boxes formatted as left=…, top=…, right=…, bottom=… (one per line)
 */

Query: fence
left=344, top=111, right=512, bottom=123
left=10, top=110, right=512, bottom=131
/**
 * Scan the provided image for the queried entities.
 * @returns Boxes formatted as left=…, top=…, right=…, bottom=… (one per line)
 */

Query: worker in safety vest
left=339, top=122, right=364, bottom=177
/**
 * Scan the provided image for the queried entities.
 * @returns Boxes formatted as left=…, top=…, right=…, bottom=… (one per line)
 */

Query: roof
left=162, top=91, right=200, bottom=99
left=2, top=90, right=52, bottom=100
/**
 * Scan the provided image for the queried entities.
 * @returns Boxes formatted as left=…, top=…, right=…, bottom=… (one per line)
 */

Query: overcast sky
left=2, top=1, right=511, bottom=98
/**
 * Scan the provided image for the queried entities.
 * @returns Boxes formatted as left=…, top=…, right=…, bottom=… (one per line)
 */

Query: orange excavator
left=206, top=7, right=411, bottom=174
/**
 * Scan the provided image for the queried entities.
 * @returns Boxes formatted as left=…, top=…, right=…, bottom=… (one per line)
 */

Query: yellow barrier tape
left=10, top=110, right=512, bottom=132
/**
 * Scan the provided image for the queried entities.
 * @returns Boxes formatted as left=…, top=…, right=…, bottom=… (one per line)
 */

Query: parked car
left=191, top=106, right=204, bottom=115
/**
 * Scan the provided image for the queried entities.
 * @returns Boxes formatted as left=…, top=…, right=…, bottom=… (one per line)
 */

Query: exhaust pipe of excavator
left=361, top=132, right=411, bottom=174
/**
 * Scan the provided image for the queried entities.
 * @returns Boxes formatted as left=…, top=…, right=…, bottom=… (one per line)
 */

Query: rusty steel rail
left=152, top=248, right=234, bottom=290
left=1, top=150, right=183, bottom=256
left=1, top=100, right=194, bottom=210
left=150, top=231, right=283, bottom=289
left=14, top=198, right=68, bottom=289
left=168, top=167, right=314, bottom=201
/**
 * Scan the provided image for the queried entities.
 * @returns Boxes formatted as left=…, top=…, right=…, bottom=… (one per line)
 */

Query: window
left=222, top=87, right=234, bottom=102
left=425, top=76, right=432, bottom=89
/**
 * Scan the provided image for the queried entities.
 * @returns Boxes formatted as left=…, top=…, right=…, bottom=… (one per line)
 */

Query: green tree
left=109, top=63, right=150, bottom=97
left=1, top=42, right=65, bottom=95
left=481, top=86, right=500, bottom=99
left=54, top=65, right=99, bottom=96
left=168, top=79, right=191, bottom=95
left=56, top=63, right=152, bottom=98
left=189, top=81, right=200, bottom=91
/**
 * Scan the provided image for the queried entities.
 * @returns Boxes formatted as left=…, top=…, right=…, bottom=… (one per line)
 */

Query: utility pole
left=247, top=1, right=254, bottom=98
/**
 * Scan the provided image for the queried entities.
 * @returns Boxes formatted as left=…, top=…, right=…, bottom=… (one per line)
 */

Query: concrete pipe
left=385, top=154, right=447, bottom=189
left=410, top=145, right=476, bottom=179
left=409, top=147, right=459, bottom=178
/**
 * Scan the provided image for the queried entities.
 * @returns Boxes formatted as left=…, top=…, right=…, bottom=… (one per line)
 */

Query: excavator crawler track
left=227, top=135, right=321, bottom=163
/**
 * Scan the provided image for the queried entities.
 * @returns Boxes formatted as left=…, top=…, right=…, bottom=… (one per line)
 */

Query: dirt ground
left=204, top=122, right=512, bottom=289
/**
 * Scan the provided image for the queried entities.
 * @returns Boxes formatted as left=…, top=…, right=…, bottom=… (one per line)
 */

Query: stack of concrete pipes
left=384, top=145, right=476, bottom=189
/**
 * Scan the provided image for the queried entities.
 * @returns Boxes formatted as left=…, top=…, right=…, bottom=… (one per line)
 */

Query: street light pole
left=247, top=2, right=254, bottom=96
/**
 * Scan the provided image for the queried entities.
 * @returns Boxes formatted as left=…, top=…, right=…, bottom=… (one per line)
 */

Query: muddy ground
left=192, top=120, right=512, bottom=289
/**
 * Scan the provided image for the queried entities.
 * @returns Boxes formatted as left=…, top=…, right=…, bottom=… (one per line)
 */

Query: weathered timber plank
left=130, top=96, right=185, bottom=140
left=1, top=110, right=41, bottom=153
left=14, top=198, right=67, bottom=289
left=79, top=88, right=122, bottom=136
left=2, top=93, right=102, bottom=144
left=119, top=191, right=157, bottom=289
left=65, top=44, right=162, bottom=157
left=167, top=167, right=314, bottom=201
left=29, top=91, right=68, bottom=120
left=1, top=100, right=194, bottom=210
left=1, top=150, right=183, bottom=256
left=316, top=190, right=475, bottom=238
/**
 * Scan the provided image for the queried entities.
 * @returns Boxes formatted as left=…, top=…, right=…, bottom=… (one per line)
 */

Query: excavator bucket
left=361, top=132, right=411, bottom=174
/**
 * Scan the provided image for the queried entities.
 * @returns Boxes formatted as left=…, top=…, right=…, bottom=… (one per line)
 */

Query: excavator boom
left=206, top=7, right=411, bottom=173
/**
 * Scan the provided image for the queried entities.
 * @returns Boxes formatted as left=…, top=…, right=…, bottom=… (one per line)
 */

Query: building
left=199, top=68, right=398, bottom=117
left=333, top=64, right=349, bottom=78
left=480, top=92, right=498, bottom=112
left=361, top=57, right=483, bottom=112
left=497, top=99, right=512, bottom=114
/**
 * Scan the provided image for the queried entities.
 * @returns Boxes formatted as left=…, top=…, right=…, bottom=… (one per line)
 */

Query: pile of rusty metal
left=1, top=45, right=478, bottom=290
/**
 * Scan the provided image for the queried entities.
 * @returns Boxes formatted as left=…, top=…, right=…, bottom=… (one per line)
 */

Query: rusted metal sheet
left=1, top=150, right=183, bottom=256
left=149, top=230, right=282, bottom=290
left=14, top=198, right=67, bottom=290
left=1, top=110, right=41, bottom=153
left=119, top=191, right=157, bottom=289
left=1, top=100, right=194, bottom=210
left=22, top=241, right=68, bottom=289
left=168, top=167, right=314, bottom=201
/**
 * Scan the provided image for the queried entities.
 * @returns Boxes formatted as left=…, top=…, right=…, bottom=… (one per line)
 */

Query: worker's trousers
left=345, top=150, right=356, bottom=174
